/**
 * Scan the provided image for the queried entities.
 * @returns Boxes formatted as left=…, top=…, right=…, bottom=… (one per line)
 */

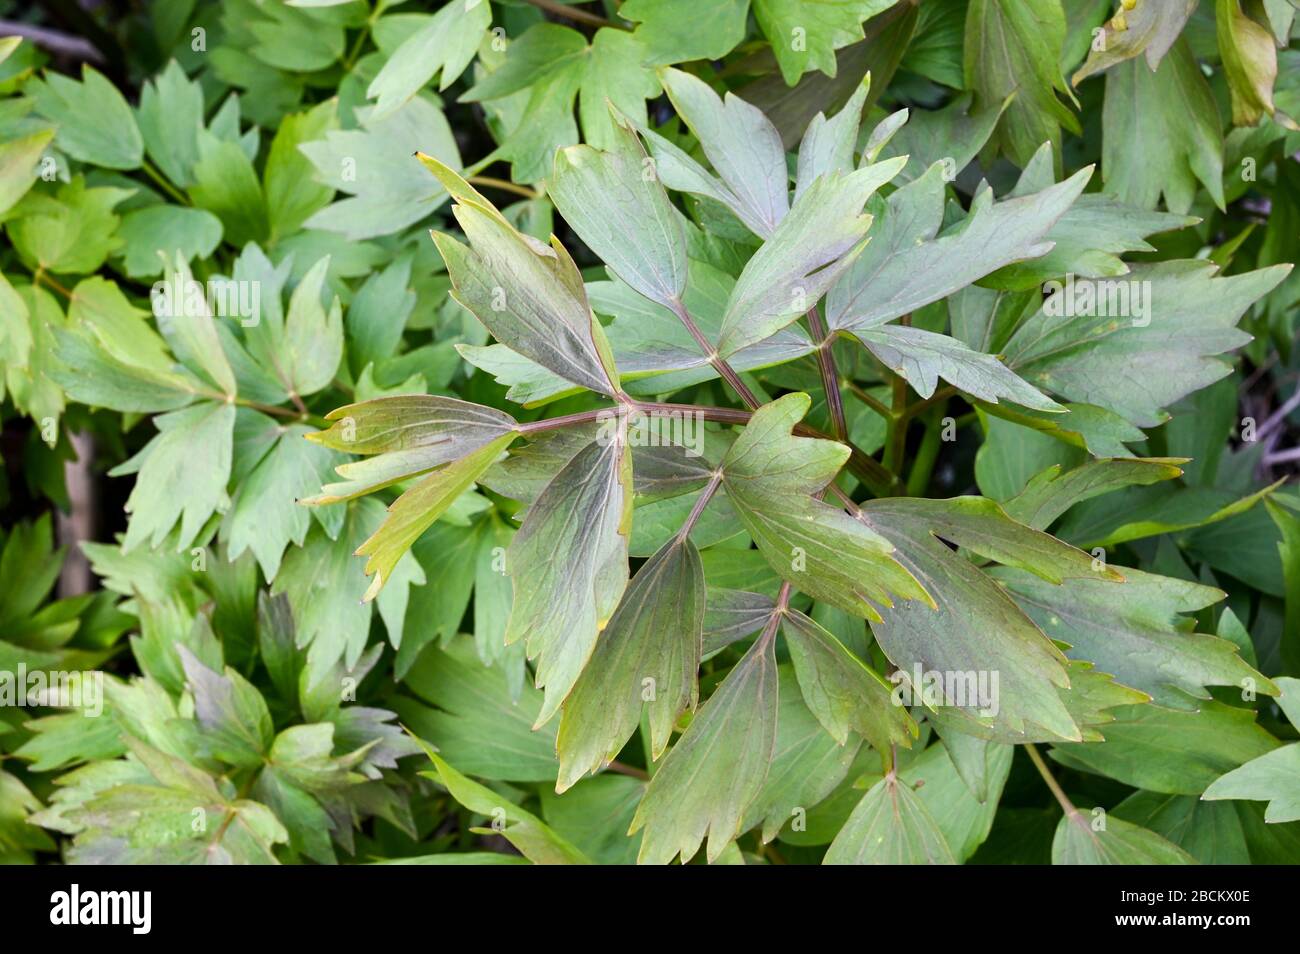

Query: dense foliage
left=1, top=0, right=1299, bottom=865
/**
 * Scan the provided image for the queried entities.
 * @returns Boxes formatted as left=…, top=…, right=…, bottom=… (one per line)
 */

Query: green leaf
left=1100, top=39, right=1225, bottom=214
left=927, top=723, right=1006, bottom=804
left=622, top=0, right=750, bottom=65
left=430, top=163, right=619, bottom=397
left=740, top=3, right=919, bottom=149
left=2, top=282, right=65, bottom=429
left=62, top=739, right=288, bottom=864
left=264, top=100, right=337, bottom=241
left=272, top=499, right=417, bottom=677
left=253, top=764, right=335, bottom=864
left=178, top=645, right=273, bottom=769
left=781, top=608, right=916, bottom=751
left=1118, top=790, right=1248, bottom=868
left=659, top=67, right=791, bottom=239
left=115, top=206, right=223, bottom=279
left=301, top=97, right=460, bottom=239
left=506, top=436, right=632, bottom=726
left=900, top=0, right=968, bottom=90
left=578, top=30, right=662, bottom=151
left=373, top=853, right=527, bottom=866
left=1113, top=791, right=1250, bottom=864
left=630, top=633, right=779, bottom=865
left=400, top=639, right=558, bottom=783
left=964, top=0, right=1078, bottom=166
left=824, top=771, right=957, bottom=864
left=8, top=178, right=131, bottom=275
left=136, top=60, right=204, bottom=188
left=344, top=256, right=416, bottom=376
left=154, top=253, right=238, bottom=398
left=1165, top=376, right=1237, bottom=488
left=460, top=23, right=587, bottom=185
left=1267, top=501, right=1300, bottom=675
left=593, top=260, right=816, bottom=395
left=718, top=162, right=901, bottom=355
left=50, top=320, right=198, bottom=414
left=878, top=91, right=1006, bottom=184
left=110, top=400, right=235, bottom=551
left=1005, top=260, right=1293, bottom=427
left=557, top=536, right=703, bottom=791
left=62, top=280, right=165, bottom=382
left=985, top=143, right=1200, bottom=287
left=551, top=115, right=688, bottom=311
left=244, top=0, right=346, bottom=72
left=221, top=422, right=343, bottom=580
left=366, top=0, right=491, bottom=119
left=189, top=134, right=268, bottom=248
left=307, top=395, right=518, bottom=503
left=901, top=740, right=1012, bottom=860
left=1072, top=0, right=1198, bottom=82
left=414, top=739, right=592, bottom=864
left=1054, top=480, right=1280, bottom=549
left=1051, top=702, right=1280, bottom=795
left=29, top=64, right=143, bottom=170
left=753, top=0, right=899, bottom=85
left=473, top=516, right=518, bottom=673
left=355, top=433, right=513, bottom=602
left=720, top=393, right=929, bottom=620
left=742, top=666, right=862, bottom=843
left=1052, top=810, right=1196, bottom=864
left=1001, top=457, right=1187, bottom=530
left=542, top=774, right=644, bottom=865
left=858, top=495, right=1118, bottom=741
left=825, top=161, right=1092, bottom=333
left=383, top=519, right=479, bottom=675
left=246, top=256, right=343, bottom=400
left=996, top=563, right=1274, bottom=708
left=1202, top=676, right=1300, bottom=822
left=1203, top=743, right=1300, bottom=823
left=794, top=75, right=872, bottom=198
left=850, top=325, right=1061, bottom=410
left=481, top=427, right=599, bottom=503
left=976, top=415, right=1083, bottom=504
left=0, top=128, right=54, bottom=219
left=0, top=515, right=63, bottom=630
left=460, top=22, right=586, bottom=102
left=1216, top=0, right=1279, bottom=126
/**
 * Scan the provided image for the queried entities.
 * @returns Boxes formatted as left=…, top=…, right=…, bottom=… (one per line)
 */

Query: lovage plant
left=307, top=74, right=1288, bottom=863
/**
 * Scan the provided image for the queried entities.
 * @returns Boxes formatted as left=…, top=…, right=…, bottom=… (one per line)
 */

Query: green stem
left=141, top=158, right=189, bottom=205
left=467, top=176, right=540, bottom=200
left=807, top=305, right=847, bottom=441
left=676, top=472, right=722, bottom=543
left=523, top=0, right=622, bottom=29
left=241, top=399, right=327, bottom=429
left=905, top=407, right=946, bottom=497
left=883, top=371, right=909, bottom=485
left=899, top=385, right=958, bottom=425
left=342, top=4, right=381, bottom=72
left=757, top=581, right=794, bottom=650
left=33, top=267, right=73, bottom=299
left=1025, top=744, right=1077, bottom=816
left=606, top=760, right=649, bottom=781
left=666, top=297, right=761, bottom=411
left=198, top=388, right=327, bottom=429
left=516, top=401, right=895, bottom=495
left=845, top=379, right=892, bottom=420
